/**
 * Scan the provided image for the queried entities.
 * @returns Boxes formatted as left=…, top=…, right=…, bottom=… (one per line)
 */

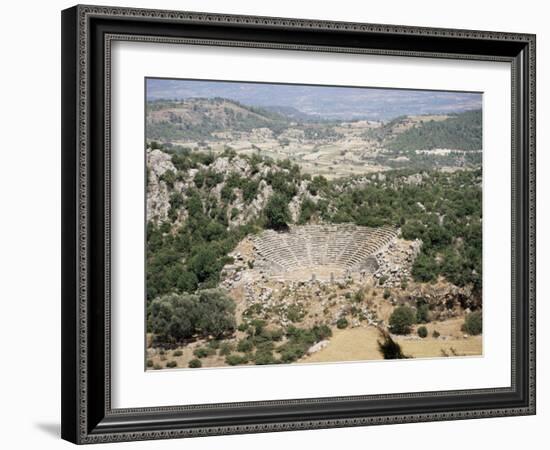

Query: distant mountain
left=146, top=78, right=482, bottom=121
left=261, top=105, right=322, bottom=122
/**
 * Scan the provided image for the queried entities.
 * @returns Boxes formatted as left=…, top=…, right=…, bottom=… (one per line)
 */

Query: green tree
left=412, top=253, right=438, bottom=283
left=264, top=193, right=291, bottom=230
left=188, top=246, right=221, bottom=283
left=147, top=290, right=236, bottom=343
left=243, top=180, right=260, bottom=203
left=298, top=198, right=317, bottom=224
left=462, top=311, right=482, bottom=335
left=194, top=289, right=237, bottom=338
left=148, top=293, right=195, bottom=342
left=416, top=302, right=430, bottom=324
left=176, top=271, right=198, bottom=293
left=308, top=175, right=329, bottom=196
left=389, top=305, right=416, bottom=335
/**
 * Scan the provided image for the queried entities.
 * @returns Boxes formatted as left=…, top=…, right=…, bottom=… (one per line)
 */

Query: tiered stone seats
left=251, top=224, right=398, bottom=278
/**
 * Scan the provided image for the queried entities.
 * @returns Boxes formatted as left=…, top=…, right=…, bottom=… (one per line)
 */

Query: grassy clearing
left=301, top=324, right=482, bottom=364
left=301, top=327, right=383, bottom=363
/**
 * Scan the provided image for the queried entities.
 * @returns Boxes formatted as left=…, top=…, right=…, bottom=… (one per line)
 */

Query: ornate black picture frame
left=61, top=4, right=536, bottom=444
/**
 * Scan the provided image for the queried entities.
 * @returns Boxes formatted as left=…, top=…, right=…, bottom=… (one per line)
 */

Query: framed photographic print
left=61, top=5, right=536, bottom=444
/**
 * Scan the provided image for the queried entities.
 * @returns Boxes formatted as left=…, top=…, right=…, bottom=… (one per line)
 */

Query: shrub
left=278, top=343, right=307, bottom=363
left=268, top=328, right=284, bottom=341
left=243, top=303, right=263, bottom=318
left=417, top=326, right=428, bottom=338
left=432, top=330, right=440, bottom=338
left=225, top=354, right=248, bottom=366
left=256, top=340, right=275, bottom=352
left=254, top=350, right=276, bottom=365
left=221, top=185, right=236, bottom=203
left=166, top=360, right=178, bottom=368
left=172, top=350, right=183, bottom=357
left=243, top=180, right=260, bottom=203
left=379, top=276, right=388, bottom=286
left=312, top=324, right=332, bottom=341
left=336, top=318, right=349, bottom=329
left=237, top=339, right=254, bottom=353
left=253, top=328, right=283, bottom=343
left=153, top=363, right=162, bottom=370
left=389, top=306, right=416, bottom=335
left=188, top=359, right=202, bottom=368
left=160, top=170, right=176, bottom=189
left=377, top=329, right=408, bottom=359
left=193, top=347, right=213, bottom=358
left=237, top=323, right=249, bottom=332
left=462, top=311, right=482, bottom=335
left=252, top=333, right=271, bottom=346
left=287, top=304, right=304, bottom=322
left=218, top=342, right=234, bottom=356
left=353, top=289, right=365, bottom=303
left=207, top=340, right=220, bottom=350
left=249, top=319, right=266, bottom=336
left=383, top=289, right=391, bottom=299
left=278, top=325, right=323, bottom=363
left=416, top=303, right=430, bottom=324
left=146, top=359, right=153, bottom=368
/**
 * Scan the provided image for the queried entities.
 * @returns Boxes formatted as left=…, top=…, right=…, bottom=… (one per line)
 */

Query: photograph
left=51, top=2, right=537, bottom=445
left=0, top=0, right=544, bottom=447
left=145, top=79, right=484, bottom=370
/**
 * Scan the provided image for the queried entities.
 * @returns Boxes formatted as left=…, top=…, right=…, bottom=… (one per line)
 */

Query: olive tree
left=148, top=289, right=236, bottom=344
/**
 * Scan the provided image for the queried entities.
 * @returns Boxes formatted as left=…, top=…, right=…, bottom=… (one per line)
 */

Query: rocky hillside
left=146, top=146, right=482, bottom=304
left=147, top=147, right=315, bottom=228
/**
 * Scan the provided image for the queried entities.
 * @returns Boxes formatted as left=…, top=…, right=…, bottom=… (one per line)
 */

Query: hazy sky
left=146, top=78, right=482, bottom=121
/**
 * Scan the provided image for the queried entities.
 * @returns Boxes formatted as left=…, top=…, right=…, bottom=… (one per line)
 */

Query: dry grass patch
left=397, top=336, right=482, bottom=358
left=301, top=326, right=383, bottom=363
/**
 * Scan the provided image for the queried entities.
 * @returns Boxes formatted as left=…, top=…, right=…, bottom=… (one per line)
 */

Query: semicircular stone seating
left=251, top=224, right=398, bottom=280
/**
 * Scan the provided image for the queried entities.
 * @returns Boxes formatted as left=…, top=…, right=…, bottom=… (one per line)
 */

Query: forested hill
left=147, top=98, right=289, bottom=142
left=386, top=109, right=482, bottom=151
